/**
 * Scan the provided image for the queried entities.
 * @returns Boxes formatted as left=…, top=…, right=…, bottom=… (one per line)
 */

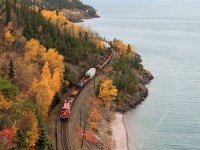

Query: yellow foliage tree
left=51, top=71, right=61, bottom=92
left=36, top=78, right=53, bottom=117
left=41, top=10, right=80, bottom=36
left=95, top=39, right=104, bottom=49
left=23, top=39, right=64, bottom=94
left=26, top=111, right=39, bottom=147
left=41, top=62, right=51, bottom=81
left=43, top=48, right=64, bottom=75
left=5, top=30, right=15, bottom=47
left=30, top=78, right=39, bottom=96
left=88, top=107, right=101, bottom=130
left=23, top=39, right=64, bottom=117
left=99, top=80, right=118, bottom=104
left=36, top=62, right=53, bottom=117
left=24, top=39, right=46, bottom=65
left=113, top=40, right=135, bottom=57
left=99, top=80, right=118, bottom=113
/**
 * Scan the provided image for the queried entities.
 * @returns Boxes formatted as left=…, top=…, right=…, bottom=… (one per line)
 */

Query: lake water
left=80, top=0, right=200, bottom=149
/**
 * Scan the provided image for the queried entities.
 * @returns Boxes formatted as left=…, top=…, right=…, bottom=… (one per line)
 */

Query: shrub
left=107, top=128, right=112, bottom=135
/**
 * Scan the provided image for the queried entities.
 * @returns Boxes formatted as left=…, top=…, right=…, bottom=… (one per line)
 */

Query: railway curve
left=59, top=49, right=114, bottom=150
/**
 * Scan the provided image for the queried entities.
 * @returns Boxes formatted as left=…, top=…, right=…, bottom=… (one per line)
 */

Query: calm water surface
left=80, top=0, right=200, bottom=149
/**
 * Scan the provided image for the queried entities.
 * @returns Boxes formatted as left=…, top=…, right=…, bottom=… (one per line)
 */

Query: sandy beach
left=111, top=113, right=129, bottom=150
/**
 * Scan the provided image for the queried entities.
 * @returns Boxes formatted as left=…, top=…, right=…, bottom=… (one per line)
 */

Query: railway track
left=61, top=122, right=70, bottom=150
left=59, top=49, right=113, bottom=149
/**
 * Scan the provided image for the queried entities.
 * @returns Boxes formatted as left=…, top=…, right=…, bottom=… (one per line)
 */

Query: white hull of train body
left=85, top=68, right=96, bottom=79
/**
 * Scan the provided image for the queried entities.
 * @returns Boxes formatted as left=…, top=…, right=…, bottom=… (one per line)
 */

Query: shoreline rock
left=73, top=15, right=100, bottom=23
left=116, top=53, right=154, bottom=113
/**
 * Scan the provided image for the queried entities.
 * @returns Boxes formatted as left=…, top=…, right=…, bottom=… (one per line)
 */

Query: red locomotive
left=60, top=100, right=71, bottom=120
left=60, top=49, right=112, bottom=121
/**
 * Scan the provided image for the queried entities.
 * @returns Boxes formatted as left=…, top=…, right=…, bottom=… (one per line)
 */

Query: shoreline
left=111, top=113, right=129, bottom=150
left=123, top=115, right=129, bottom=150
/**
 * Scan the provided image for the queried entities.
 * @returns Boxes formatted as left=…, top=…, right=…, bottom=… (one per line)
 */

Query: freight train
left=60, top=50, right=112, bottom=121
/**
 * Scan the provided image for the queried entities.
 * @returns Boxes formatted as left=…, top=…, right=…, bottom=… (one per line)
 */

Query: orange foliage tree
left=88, top=106, right=101, bottom=130
left=85, top=129, right=96, bottom=144
left=0, top=128, right=15, bottom=149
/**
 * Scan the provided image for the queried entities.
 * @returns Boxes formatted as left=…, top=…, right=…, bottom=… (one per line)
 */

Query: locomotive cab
left=60, top=100, right=70, bottom=121
left=60, top=108, right=70, bottom=121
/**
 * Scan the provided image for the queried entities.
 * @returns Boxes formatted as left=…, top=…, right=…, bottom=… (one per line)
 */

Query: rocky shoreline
left=72, top=11, right=100, bottom=23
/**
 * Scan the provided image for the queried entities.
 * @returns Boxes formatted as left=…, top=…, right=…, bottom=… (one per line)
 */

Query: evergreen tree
left=13, top=0, right=17, bottom=11
left=0, top=77, right=18, bottom=99
left=5, top=0, right=11, bottom=25
left=63, top=66, right=72, bottom=82
left=35, top=110, right=49, bottom=150
left=16, top=129, right=27, bottom=149
left=15, top=1, right=101, bottom=64
left=127, top=44, right=131, bottom=54
left=51, top=92, right=61, bottom=107
left=8, top=60, right=14, bottom=80
left=35, top=129, right=48, bottom=150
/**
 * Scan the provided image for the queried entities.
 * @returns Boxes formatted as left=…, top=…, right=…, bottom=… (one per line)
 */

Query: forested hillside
left=0, top=0, right=104, bottom=149
left=30, top=0, right=97, bottom=13
left=25, top=0, right=99, bottom=21
left=0, top=0, right=150, bottom=149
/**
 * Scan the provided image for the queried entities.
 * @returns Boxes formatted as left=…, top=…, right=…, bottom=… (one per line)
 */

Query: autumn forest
left=0, top=0, right=147, bottom=149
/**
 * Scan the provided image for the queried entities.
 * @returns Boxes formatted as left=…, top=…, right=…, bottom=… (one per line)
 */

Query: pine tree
left=63, top=66, right=72, bottom=82
left=35, top=129, right=48, bottom=150
left=51, top=92, right=61, bottom=107
left=16, top=129, right=27, bottom=149
left=5, top=0, right=11, bottom=25
left=13, top=0, right=17, bottom=11
left=127, top=44, right=131, bottom=54
left=35, top=111, right=49, bottom=150
left=8, top=60, right=14, bottom=80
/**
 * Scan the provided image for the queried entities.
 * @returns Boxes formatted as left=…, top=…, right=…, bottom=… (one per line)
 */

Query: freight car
left=60, top=50, right=112, bottom=121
